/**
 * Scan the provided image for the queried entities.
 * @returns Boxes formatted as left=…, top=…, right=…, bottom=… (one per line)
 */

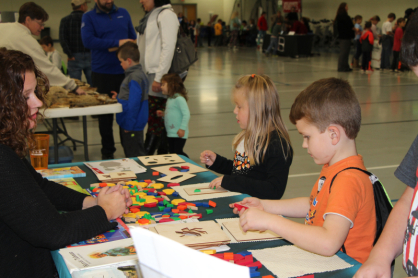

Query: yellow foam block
left=200, top=249, right=216, bottom=254
left=138, top=182, right=149, bottom=188
left=122, top=186, right=129, bottom=189
left=123, top=213, right=138, bottom=219
left=149, top=183, right=164, bottom=189
left=163, top=189, right=175, bottom=195
left=145, top=199, right=158, bottom=204
left=125, top=181, right=138, bottom=186
left=171, top=199, right=185, bottom=206
left=136, top=211, right=150, bottom=218
left=133, top=192, right=147, bottom=197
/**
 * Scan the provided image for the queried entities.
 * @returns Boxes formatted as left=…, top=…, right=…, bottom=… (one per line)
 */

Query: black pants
left=91, top=72, right=125, bottom=156
left=361, top=51, right=371, bottom=70
left=391, top=51, right=400, bottom=70
left=167, top=137, right=188, bottom=158
left=338, top=39, right=352, bottom=71
left=120, top=128, right=147, bottom=158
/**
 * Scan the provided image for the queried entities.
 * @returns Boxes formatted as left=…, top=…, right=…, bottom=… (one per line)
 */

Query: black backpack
left=157, top=9, right=198, bottom=74
left=361, top=34, right=374, bottom=52
left=329, top=167, right=393, bottom=250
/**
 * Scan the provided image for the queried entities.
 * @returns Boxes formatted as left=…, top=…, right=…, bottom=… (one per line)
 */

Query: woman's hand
left=208, top=176, right=223, bottom=189
left=97, top=185, right=131, bottom=220
left=152, top=81, right=161, bottom=92
left=200, top=150, right=216, bottom=166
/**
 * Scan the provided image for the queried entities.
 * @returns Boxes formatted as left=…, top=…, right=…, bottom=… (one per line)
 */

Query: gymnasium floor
left=39, top=47, right=418, bottom=277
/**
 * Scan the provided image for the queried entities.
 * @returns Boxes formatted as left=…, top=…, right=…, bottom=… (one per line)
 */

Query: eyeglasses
left=33, top=20, right=45, bottom=27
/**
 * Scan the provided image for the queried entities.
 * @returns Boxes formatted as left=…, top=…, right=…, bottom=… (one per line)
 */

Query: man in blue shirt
left=81, top=0, right=136, bottom=160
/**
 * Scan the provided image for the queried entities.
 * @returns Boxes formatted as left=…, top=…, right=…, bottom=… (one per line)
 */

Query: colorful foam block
left=172, top=192, right=179, bottom=197
left=201, top=202, right=210, bottom=208
left=169, top=167, right=178, bottom=171
left=160, top=173, right=166, bottom=177
left=206, top=209, right=213, bottom=214
left=150, top=183, right=164, bottom=189
left=157, top=191, right=166, bottom=196
left=177, top=205, right=187, bottom=211
left=234, top=203, right=249, bottom=211
left=247, top=261, right=262, bottom=269
left=250, top=271, right=260, bottom=277
left=181, top=166, right=189, bottom=169
left=200, top=249, right=216, bottom=254
left=159, top=218, right=174, bottom=223
left=158, top=206, right=165, bottom=211
left=130, top=208, right=140, bottom=213
left=171, top=199, right=185, bottom=205
left=163, top=207, right=171, bottom=212
left=137, top=219, right=150, bottom=225
left=208, top=200, right=217, bottom=207
left=152, top=171, right=159, bottom=176
left=180, top=169, right=189, bottom=172
left=224, top=252, right=234, bottom=260
left=261, top=276, right=274, bottom=278
left=163, top=189, right=175, bottom=195
left=172, top=209, right=179, bottom=213
left=167, top=183, right=180, bottom=187
left=194, top=189, right=201, bottom=192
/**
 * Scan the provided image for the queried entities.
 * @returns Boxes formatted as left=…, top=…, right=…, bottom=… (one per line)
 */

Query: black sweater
left=336, top=14, right=354, bottom=39
left=209, top=132, right=293, bottom=199
left=0, top=144, right=116, bottom=278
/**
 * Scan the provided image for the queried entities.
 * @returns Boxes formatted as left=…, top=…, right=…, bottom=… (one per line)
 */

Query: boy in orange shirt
left=232, top=78, right=376, bottom=264
left=214, top=19, right=223, bottom=46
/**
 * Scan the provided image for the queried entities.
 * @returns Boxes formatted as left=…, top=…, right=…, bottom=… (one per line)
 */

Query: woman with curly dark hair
left=0, top=48, right=132, bottom=277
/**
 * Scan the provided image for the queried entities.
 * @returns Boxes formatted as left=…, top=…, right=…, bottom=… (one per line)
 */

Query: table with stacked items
left=50, top=156, right=362, bottom=278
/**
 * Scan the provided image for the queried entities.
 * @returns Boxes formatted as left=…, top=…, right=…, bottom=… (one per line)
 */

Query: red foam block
left=247, top=261, right=262, bottom=269
left=234, top=203, right=249, bottom=211
left=167, top=183, right=180, bottom=187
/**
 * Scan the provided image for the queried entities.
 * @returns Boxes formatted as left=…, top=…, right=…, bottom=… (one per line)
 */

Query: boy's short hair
left=401, top=10, right=418, bottom=66
left=388, top=13, right=396, bottom=19
left=371, top=15, right=380, bottom=22
left=117, top=42, right=140, bottom=63
left=289, top=78, right=361, bottom=139
left=365, top=21, right=372, bottom=29
left=354, top=15, right=362, bottom=21
left=18, top=2, right=49, bottom=23
left=397, top=17, right=405, bottom=24
left=39, top=36, right=53, bottom=46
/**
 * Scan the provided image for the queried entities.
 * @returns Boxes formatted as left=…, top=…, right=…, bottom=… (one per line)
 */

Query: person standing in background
left=334, top=2, right=354, bottom=72
left=370, top=15, right=381, bottom=39
left=60, top=0, right=92, bottom=85
left=257, top=12, right=268, bottom=48
left=214, top=19, right=223, bottom=46
left=380, top=13, right=396, bottom=71
left=81, top=0, right=136, bottom=160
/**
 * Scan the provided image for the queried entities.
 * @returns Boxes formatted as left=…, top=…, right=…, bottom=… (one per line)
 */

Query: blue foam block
left=180, top=169, right=189, bottom=172
left=160, top=173, right=167, bottom=177
left=249, top=266, right=258, bottom=272
left=249, top=271, right=260, bottom=277
left=158, top=201, right=165, bottom=206
left=201, top=202, right=210, bottom=207
left=172, top=192, right=179, bottom=197
left=139, top=180, right=145, bottom=182
left=163, top=207, right=171, bottom=212
left=237, top=251, right=252, bottom=257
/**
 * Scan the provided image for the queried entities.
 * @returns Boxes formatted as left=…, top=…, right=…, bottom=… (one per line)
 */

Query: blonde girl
left=200, top=74, right=293, bottom=199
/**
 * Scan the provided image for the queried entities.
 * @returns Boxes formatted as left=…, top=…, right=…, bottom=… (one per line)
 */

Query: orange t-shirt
left=305, top=155, right=376, bottom=263
left=215, top=23, right=223, bottom=36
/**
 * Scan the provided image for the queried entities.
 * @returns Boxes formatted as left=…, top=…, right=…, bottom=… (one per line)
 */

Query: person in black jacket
left=334, top=2, right=355, bottom=72
left=0, top=48, right=132, bottom=278
left=200, top=74, right=293, bottom=200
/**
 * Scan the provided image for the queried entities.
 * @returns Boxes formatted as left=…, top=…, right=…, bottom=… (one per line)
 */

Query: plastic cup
left=30, top=134, right=50, bottom=170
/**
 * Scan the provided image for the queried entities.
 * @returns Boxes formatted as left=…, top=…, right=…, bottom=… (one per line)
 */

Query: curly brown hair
left=161, top=73, right=188, bottom=101
left=0, top=48, right=49, bottom=157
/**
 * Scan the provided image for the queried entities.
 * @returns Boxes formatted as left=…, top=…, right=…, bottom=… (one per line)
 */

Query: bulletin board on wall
left=172, top=4, right=197, bottom=22
left=282, top=0, right=301, bottom=13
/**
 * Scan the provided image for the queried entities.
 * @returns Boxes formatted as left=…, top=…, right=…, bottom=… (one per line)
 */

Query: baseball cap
left=71, top=0, right=90, bottom=6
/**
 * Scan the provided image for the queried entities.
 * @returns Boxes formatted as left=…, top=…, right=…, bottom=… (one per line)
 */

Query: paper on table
left=138, top=154, right=185, bottom=166
left=151, top=162, right=208, bottom=175
left=249, top=245, right=353, bottom=278
left=173, top=183, right=243, bottom=201
left=131, top=227, right=250, bottom=278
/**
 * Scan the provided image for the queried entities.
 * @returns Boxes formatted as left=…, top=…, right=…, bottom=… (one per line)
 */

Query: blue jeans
left=257, top=30, right=266, bottom=46
left=266, top=37, right=278, bottom=54
left=380, top=37, right=393, bottom=69
left=67, top=52, right=92, bottom=85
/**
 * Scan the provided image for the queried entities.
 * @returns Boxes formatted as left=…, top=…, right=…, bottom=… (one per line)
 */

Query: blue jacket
left=164, top=94, right=190, bottom=139
left=116, top=64, right=149, bottom=131
left=81, top=5, right=136, bottom=74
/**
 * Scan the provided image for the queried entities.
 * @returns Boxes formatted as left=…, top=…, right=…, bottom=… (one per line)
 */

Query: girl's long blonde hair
left=233, top=74, right=291, bottom=165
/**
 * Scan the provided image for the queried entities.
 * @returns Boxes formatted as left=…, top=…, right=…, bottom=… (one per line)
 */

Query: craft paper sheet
left=131, top=227, right=250, bottom=278
left=216, top=218, right=282, bottom=244
left=138, top=154, right=185, bottom=166
left=151, top=162, right=208, bottom=175
left=174, top=183, right=243, bottom=201
left=249, top=245, right=353, bottom=278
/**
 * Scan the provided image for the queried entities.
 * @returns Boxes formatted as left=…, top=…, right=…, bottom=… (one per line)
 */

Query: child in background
left=214, top=19, right=223, bottom=46
left=354, top=12, right=418, bottom=278
left=392, top=18, right=406, bottom=72
left=360, top=21, right=374, bottom=73
left=380, top=13, right=396, bottom=70
left=156, top=74, right=190, bottom=158
left=352, top=15, right=363, bottom=68
left=200, top=74, right=293, bottom=200
left=264, top=18, right=281, bottom=57
left=39, top=36, right=62, bottom=70
left=233, top=78, right=376, bottom=264
left=111, top=42, right=149, bottom=158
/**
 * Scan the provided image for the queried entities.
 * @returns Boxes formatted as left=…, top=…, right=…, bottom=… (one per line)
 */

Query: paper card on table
left=151, top=162, right=208, bottom=175
left=157, top=172, right=196, bottom=183
left=153, top=220, right=230, bottom=247
left=184, top=186, right=228, bottom=196
left=138, top=154, right=185, bottom=166
left=222, top=220, right=282, bottom=242
left=130, top=226, right=250, bottom=278
left=84, top=158, right=146, bottom=175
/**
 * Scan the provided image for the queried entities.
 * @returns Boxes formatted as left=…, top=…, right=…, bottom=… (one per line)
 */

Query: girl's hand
left=239, top=208, right=273, bottom=232
left=208, top=176, right=223, bottom=189
left=156, top=110, right=164, bottom=117
left=177, top=129, right=185, bottom=138
left=200, top=150, right=216, bottom=166
left=230, top=197, right=264, bottom=214
left=110, top=91, right=118, bottom=99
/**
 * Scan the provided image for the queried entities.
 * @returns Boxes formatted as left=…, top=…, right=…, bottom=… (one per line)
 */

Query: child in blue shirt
left=157, top=74, right=190, bottom=157
left=111, top=42, right=149, bottom=157
left=353, top=15, right=363, bottom=68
